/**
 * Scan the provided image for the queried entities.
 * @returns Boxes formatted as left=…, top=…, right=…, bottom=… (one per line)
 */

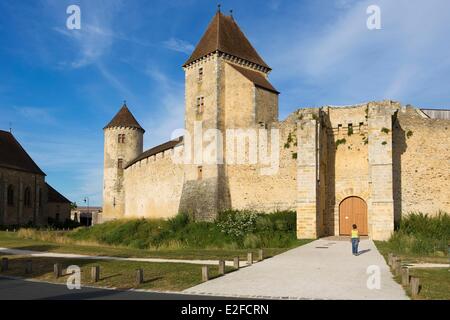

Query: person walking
left=351, top=224, right=360, bottom=256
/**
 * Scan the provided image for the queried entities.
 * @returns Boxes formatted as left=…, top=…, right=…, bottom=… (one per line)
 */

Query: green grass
left=376, top=212, right=449, bottom=263
left=402, top=268, right=450, bottom=300
left=66, top=211, right=302, bottom=250
left=375, top=212, right=449, bottom=300
left=0, top=231, right=311, bottom=261
left=0, top=254, right=231, bottom=291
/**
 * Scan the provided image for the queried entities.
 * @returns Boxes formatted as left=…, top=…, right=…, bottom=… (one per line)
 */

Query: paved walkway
left=184, top=239, right=409, bottom=300
left=0, top=247, right=235, bottom=266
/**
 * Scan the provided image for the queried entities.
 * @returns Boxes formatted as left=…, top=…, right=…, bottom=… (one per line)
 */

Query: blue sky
left=1, top=0, right=449, bottom=206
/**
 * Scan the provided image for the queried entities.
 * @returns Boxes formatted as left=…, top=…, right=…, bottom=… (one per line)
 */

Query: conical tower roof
left=104, top=103, right=145, bottom=132
left=183, top=11, right=270, bottom=70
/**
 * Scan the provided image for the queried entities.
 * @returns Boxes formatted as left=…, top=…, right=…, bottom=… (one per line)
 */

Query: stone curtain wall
left=394, top=107, right=450, bottom=217
left=123, top=147, right=184, bottom=219
left=226, top=120, right=297, bottom=213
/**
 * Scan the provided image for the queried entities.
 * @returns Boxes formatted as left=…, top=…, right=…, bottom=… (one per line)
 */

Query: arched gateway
left=339, top=197, right=368, bottom=236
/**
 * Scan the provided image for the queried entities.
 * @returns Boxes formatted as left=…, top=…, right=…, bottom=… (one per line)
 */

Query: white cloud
left=163, top=37, right=194, bottom=54
left=268, top=0, right=450, bottom=106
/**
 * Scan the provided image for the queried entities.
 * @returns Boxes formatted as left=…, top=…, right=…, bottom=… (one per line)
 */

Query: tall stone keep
left=103, top=103, right=144, bottom=221
left=178, top=9, right=279, bottom=220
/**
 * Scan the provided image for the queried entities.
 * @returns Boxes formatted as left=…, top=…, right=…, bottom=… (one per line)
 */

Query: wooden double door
left=339, top=197, right=368, bottom=236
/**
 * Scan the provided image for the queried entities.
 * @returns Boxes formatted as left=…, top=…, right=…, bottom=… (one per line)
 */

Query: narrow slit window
left=118, top=158, right=124, bottom=169
left=198, top=67, right=204, bottom=81
left=197, top=166, right=203, bottom=180
left=196, top=97, right=204, bottom=114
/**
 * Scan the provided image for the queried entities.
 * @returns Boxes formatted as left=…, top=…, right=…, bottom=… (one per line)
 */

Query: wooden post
left=401, top=267, right=410, bottom=286
left=410, top=277, right=420, bottom=298
left=136, top=269, right=144, bottom=285
left=258, top=249, right=264, bottom=261
left=394, top=260, right=401, bottom=276
left=218, top=260, right=225, bottom=275
left=388, top=253, right=393, bottom=266
left=91, top=266, right=100, bottom=282
left=25, top=260, right=32, bottom=274
left=233, top=257, right=240, bottom=269
left=201, top=266, right=209, bottom=282
left=54, top=263, right=62, bottom=278
left=247, top=252, right=253, bottom=265
left=1, top=258, right=8, bottom=272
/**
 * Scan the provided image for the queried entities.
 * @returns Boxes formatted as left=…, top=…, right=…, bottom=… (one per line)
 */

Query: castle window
left=7, top=185, right=14, bottom=206
left=196, top=96, right=205, bottom=114
left=118, top=134, right=126, bottom=144
left=24, top=187, right=32, bottom=208
left=118, top=158, right=124, bottom=169
left=197, top=166, right=203, bottom=180
left=198, top=67, right=204, bottom=81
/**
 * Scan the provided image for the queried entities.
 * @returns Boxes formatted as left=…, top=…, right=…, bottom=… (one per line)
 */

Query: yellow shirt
left=351, top=229, right=359, bottom=238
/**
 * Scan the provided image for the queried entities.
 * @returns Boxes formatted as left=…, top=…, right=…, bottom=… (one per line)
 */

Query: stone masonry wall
left=393, top=107, right=450, bottom=217
left=124, top=146, right=184, bottom=219
left=0, top=168, right=46, bottom=225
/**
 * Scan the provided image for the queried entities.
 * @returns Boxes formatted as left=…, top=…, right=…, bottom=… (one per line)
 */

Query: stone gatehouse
left=102, top=10, right=450, bottom=240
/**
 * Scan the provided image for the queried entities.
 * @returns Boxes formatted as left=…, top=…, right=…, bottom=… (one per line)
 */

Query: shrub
left=387, top=212, right=449, bottom=256
left=217, top=210, right=258, bottom=239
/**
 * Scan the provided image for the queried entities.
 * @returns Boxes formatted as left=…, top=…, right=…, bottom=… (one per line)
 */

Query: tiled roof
left=0, top=130, right=45, bottom=175
left=125, top=136, right=184, bottom=169
left=183, top=11, right=270, bottom=70
left=228, top=63, right=279, bottom=94
left=104, top=104, right=145, bottom=131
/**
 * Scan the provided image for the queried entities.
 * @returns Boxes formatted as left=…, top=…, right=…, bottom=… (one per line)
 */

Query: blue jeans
left=351, top=238, right=359, bottom=255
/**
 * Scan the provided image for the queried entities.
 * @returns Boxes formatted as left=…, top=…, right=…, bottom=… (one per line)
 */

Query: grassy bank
left=0, top=231, right=301, bottom=260
left=67, top=211, right=301, bottom=250
left=375, top=212, right=449, bottom=300
left=1, top=211, right=311, bottom=260
left=0, top=254, right=230, bottom=291
left=375, top=212, right=449, bottom=264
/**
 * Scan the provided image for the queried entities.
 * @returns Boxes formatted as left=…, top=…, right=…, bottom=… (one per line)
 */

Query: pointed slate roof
left=228, top=63, right=279, bottom=94
left=104, top=104, right=145, bottom=132
left=0, top=130, right=46, bottom=175
left=183, top=11, right=270, bottom=70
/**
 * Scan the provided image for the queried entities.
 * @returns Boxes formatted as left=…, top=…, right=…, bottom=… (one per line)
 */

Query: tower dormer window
left=196, top=96, right=205, bottom=114
left=118, top=134, right=126, bottom=144
left=198, top=67, right=204, bottom=81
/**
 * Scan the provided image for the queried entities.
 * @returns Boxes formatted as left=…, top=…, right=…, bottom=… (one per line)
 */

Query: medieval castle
left=102, top=10, right=450, bottom=240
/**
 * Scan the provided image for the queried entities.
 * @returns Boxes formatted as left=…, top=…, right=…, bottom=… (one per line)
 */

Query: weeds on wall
left=335, top=138, right=347, bottom=149
left=381, top=127, right=390, bottom=134
left=347, top=126, right=354, bottom=136
left=407, top=130, right=413, bottom=139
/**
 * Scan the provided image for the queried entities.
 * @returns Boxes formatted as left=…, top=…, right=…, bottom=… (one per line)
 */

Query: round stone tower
left=102, top=102, right=144, bottom=221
